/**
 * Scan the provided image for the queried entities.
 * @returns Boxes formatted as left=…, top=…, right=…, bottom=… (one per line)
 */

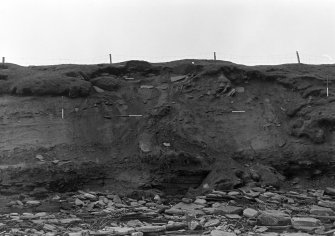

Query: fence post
left=214, top=52, right=216, bottom=61
left=296, top=51, right=301, bottom=64
left=109, top=54, right=112, bottom=64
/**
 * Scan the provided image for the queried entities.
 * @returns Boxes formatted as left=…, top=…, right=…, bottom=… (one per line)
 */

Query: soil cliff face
left=0, top=60, right=334, bottom=196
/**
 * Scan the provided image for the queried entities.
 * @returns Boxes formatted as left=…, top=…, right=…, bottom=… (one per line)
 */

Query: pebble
left=211, top=230, right=237, bottom=236
left=188, top=220, right=201, bottom=230
left=243, top=208, right=259, bottom=218
left=194, top=198, right=207, bottom=205
left=108, top=227, right=135, bottom=235
left=182, top=198, right=193, bottom=203
left=131, top=232, right=143, bottom=236
left=154, top=194, right=161, bottom=202
left=228, top=191, right=240, bottom=196
left=83, top=193, right=97, bottom=201
left=204, top=218, right=221, bottom=228
left=75, top=198, right=85, bottom=206
left=26, top=200, right=41, bottom=206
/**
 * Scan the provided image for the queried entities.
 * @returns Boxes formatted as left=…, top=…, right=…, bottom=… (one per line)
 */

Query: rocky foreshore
left=1, top=185, right=335, bottom=236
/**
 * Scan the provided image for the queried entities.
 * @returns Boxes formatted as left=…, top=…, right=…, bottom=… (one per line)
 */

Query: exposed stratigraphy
left=0, top=60, right=334, bottom=198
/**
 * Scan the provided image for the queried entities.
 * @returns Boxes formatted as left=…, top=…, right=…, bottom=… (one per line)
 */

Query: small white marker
left=327, top=76, right=329, bottom=97
left=61, top=96, right=64, bottom=119
left=232, top=110, right=245, bottom=113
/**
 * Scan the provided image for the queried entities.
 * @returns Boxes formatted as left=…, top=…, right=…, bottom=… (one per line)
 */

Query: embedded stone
left=257, top=210, right=291, bottom=226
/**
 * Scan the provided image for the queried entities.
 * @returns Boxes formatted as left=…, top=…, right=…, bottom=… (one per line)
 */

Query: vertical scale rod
left=61, top=96, right=64, bottom=119
left=109, top=54, right=112, bottom=64
left=327, top=76, right=329, bottom=97
left=214, top=52, right=216, bottom=61
left=296, top=51, right=301, bottom=64
left=2, top=57, right=5, bottom=68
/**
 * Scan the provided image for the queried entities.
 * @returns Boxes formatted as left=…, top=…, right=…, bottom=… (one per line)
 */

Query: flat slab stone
left=59, top=218, right=81, bottom=224
left=171, top=75, right=187, bottom=82
left=140, top=85, right=154, bottom=89
left=93, top=86, right=104, bottom=93
left=243, top=208, right=259, bottom=218
left=257, top=210, right=291, bottom=226
left=204, top=219, right=220, bottom=228
left=136, top=225, right=166, bottom=232
left=214, top=206, right=243, bottom=215
left=108, top=227, right=135, bottom=235
left=211, top=230, right=236, bottom=236
left=318, top=200, right=335, bottom=209
left=325, top=187, right=335, bottom=195
left=291, top=217, right=321, bottom=231
left=310, top=205, right=335, bottom=216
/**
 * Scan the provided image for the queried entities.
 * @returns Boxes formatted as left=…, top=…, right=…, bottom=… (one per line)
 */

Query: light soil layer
left=0, top=60, right=334, bottom=199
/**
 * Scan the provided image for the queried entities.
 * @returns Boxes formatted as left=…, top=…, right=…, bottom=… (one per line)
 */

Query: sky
left=1, top=0, right=335, bottom=66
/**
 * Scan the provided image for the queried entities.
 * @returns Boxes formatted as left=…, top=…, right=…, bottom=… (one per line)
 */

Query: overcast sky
left=1, top=0, right=335, bottom=65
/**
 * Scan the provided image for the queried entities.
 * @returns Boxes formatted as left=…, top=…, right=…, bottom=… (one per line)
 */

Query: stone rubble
left=1, top=185, right=335, bottom=235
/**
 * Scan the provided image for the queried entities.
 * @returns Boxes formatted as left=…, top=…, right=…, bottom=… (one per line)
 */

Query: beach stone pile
left=1, top=187, right=335, bottom=235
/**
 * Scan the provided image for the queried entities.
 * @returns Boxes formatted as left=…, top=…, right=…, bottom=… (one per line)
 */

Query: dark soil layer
left=0, top=60, right=334, bottom=197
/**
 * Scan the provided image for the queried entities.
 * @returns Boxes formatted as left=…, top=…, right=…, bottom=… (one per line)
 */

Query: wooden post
left=296, top=51, right=301, bottom=64
left=214, top=52, right=216, bottom=61
left=109, top=54, right=112, bottom=64
left=2, top=57, right=4, bottom=68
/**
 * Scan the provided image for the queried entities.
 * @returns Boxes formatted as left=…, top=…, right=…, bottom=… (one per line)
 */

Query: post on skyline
left=296, top=51, right=301, bottom=64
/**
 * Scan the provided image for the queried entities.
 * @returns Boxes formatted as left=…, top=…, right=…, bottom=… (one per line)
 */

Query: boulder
left=243, top=208, right=259, bottom=218
left=75, top=198, right=85, bottom=206
left=204, top=219, right=221, bottom=228
left=310, top=205, right=334, bottom=216
left=113, top=195, right=122, bottom=204
left=291, top=217, right=322, bottom=231
left=91, top=76, right=123, bottom=91
left=257, top=210, right=291, bottom=226
left=165, top=222, right=187, bottom=231
left=318, top=200, right=335, bottom=209
left=325, top=187, right=335, bottom=195
left=188, top=220, right=201, bottom=230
